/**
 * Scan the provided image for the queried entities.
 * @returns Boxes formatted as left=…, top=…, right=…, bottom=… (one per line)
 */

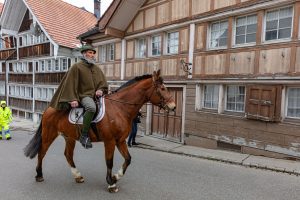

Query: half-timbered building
left=0, top=0, right=97, bottom=122
left=80, top=0, right=300, bottom=159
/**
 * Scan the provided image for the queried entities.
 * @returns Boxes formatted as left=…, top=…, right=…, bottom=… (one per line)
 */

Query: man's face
left=1, top=104, right=5, bottom=108
left=83, top=50, right=96, bottom=60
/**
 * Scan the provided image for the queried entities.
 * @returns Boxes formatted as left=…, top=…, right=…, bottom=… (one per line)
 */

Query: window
left=210, top=20, right=228, bottom=48
left=61, top=58, right=68, bottom=71
left=9, top=86, right=15, bottom=96
left=23, top=35, right=27, bottom=46
left=286, top=88, right=300, bottom=118
left=0, top=85, right=5, bottom=95
left=226, top=86, right=245, bottom=112
left=107, top=44, right=115, bottom=61
left=203, top=85, right=219, bottom=109
left=99, top=45, right=106, bottom=63
left=48, top=88, right=54, bottom=100
left=135, top=38, right=146, bottom=58
left=99, top=43, right=115, bottom=63
left=235, top=15, right=257, bottom=45
left=265, top=7, right=293, bottom=41
left=54, top=59, right=60, bottom=71
left=166, top=32, right=179, bottom=54
left=151, top=35, right=161, bottom=56
left=36, top=88, right=42, bottom=99
left=40, top=60, right=45, bottom=72
left=47, top=60, right=52, bottom=71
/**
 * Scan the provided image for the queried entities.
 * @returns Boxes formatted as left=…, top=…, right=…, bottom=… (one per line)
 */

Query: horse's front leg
left=104, top=140, right=118, bottom=193
left=113, top=140, right=131, bottom=181
left=64, top=137, right=84, bottom=183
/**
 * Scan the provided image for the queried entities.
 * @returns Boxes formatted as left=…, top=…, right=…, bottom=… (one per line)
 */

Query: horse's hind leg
left=64, top=137, right=84, bottom=183
left=113, top=140, right=131, bottom=181
left=36, top=127, right=58, bottom=182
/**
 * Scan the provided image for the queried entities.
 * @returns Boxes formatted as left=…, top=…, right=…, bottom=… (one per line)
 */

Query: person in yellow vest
left=0, top=101, right=12, bottom=140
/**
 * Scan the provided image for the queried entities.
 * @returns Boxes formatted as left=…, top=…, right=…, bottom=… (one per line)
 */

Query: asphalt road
left=0, top=131, right=300, bottom=200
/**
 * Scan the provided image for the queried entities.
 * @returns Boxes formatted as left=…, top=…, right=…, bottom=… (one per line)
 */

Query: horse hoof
left=35, top=176, right=44, bottom=182
left=75, top=176, right=85, bottom=183
left=108, top=184, right=119, bottom=193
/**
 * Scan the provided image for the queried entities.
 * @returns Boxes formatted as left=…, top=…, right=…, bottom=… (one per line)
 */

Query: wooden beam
left=105, top=27, right=125, bottom=38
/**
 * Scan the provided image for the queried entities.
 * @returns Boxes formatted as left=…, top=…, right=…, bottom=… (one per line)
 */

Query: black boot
left=79, top=111, right=95, bottom=149
left=79, top=131, right=92, bottom=149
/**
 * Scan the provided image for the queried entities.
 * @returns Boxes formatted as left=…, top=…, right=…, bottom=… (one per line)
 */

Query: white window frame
left=99, top=45, right=106, bottom=63
left=209, top=20, right=228, bottom=49
left=263, top=6, right=293, bottom=43
left=233, top=14, right=257, bottom=47
left=166, top=31, right=179, bottom=55
left=0, top=84, right=5, bottom=95
left=285, top=87, right=300, bottom=119
left=61, top=58, right=68, bottom=71
left=225, top=85, right=246, bottom=112
left=107, top=43, right=115, bottom=61
left=54, top=59, right=60, bottom=71
left=47, top=60, right=52, bottom=72
left=149, top=35, right=161, bottom=57
left=135, top=38, right=146, bottom=58
left=203, top=84, right=219, bottom=110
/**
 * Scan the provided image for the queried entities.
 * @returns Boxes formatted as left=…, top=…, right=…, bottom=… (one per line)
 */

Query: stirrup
left=79, top=135, right=92, bottom=149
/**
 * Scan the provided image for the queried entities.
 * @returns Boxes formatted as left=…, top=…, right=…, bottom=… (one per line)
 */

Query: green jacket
left=49, top=60, right=108, bottom=110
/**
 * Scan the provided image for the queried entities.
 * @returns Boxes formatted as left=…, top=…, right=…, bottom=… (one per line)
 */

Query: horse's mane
left=114, top=74, right=152, bottom=92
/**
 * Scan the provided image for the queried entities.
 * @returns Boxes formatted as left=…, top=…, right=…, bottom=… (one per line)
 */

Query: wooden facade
left=82, top=0, right=300, bottom=158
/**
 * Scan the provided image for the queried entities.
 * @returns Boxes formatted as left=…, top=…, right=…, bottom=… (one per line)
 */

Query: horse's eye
left=161, top=87, right=165, bottom=91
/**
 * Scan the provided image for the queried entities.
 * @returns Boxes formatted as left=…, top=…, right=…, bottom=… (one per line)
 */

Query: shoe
left=132, top=142, right=139, bottom=145
left=127, top=143, right=132, bottom=147
left=79, top=135, right=92, bottom=149
left=6, top=136, right=11, bottom=140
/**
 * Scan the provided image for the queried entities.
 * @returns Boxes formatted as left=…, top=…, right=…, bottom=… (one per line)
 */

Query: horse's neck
left=112, top=79, right=152, bottom=116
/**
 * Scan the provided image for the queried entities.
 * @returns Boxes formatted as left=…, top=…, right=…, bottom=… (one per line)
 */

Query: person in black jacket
left=127, top=111, right=142, bottom=147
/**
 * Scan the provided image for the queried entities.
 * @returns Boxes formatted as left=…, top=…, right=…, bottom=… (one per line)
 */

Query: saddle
left=68, top=97, right=105, bottom=124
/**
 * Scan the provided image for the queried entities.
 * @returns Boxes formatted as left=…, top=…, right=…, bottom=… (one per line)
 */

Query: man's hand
left=95, top=90, right=103, bottom=97
left=69, top=100, right=79, bottom=108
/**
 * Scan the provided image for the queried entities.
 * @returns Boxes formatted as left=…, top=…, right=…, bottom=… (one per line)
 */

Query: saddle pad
left=68, top=97, right=105, bottom=124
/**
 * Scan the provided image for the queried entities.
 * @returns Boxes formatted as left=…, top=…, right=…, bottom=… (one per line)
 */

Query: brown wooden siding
left=0, top=74, right=5, bottom=81
left=35, top=72, right=66, bottom=85
left=0, top=49, right=17, bottom=61
left=35, top=100, right=50, bottom=113
left=9, top=97, right=32, bottom=111
left=19, top=42, right=51, bottom=59
left=8, top=74, right=33, bottom=84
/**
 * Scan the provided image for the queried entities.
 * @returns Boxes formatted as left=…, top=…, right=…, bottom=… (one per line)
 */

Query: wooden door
left=151, top=87, right=183, bottom=142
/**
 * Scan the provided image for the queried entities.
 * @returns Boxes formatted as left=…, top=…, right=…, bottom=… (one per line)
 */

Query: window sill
left=232, top=43, right=256, bottom=49
left=262, top=38, right=291, bottom=45
left=282, top=117, right=300, bottom=125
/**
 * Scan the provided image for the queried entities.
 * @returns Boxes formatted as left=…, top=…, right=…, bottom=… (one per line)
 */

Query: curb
left=136, top=144, right=300, bottom=177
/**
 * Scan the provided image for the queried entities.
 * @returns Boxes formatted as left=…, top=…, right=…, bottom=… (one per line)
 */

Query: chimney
left=94, top=0, right=101, bottom=19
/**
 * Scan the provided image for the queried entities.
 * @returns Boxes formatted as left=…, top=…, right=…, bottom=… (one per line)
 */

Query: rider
left=49, top=44, right=108, bottom=149
left=0, top=100, right=12, bottom=140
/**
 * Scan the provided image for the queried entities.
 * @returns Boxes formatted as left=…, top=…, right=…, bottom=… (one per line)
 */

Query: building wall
left=95, top=0, right=300, bottom=158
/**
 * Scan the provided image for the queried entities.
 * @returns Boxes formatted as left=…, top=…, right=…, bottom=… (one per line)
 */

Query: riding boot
left=79, top=111, right=94, bottom=149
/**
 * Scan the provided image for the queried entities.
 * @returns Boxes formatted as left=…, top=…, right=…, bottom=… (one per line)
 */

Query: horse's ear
left=152, top=70, right=157, bottom=82
left=157, top=69, right=161, bottom=77
left=152, top=69, right=161, bottom=82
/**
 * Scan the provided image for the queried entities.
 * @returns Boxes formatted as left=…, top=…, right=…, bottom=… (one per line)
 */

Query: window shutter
left=245, top=85, right=282, bottom=122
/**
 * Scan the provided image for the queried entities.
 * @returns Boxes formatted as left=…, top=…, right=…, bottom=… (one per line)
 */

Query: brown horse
left=24, top=70, right=176, bottom=192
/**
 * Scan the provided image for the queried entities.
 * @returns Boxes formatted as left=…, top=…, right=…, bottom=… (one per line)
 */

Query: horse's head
left=149, top=70, right=176, bottom=112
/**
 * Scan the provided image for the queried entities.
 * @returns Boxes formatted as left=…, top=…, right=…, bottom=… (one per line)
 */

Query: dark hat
left=80, top=44, right=96, bottom=53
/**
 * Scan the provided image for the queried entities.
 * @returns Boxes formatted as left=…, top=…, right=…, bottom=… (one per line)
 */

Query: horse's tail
left=24, top=120, right=42, bottom=159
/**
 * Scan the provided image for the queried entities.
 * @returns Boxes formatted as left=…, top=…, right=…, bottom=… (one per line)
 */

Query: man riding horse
left=49, top=44, right=108, bottom=149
